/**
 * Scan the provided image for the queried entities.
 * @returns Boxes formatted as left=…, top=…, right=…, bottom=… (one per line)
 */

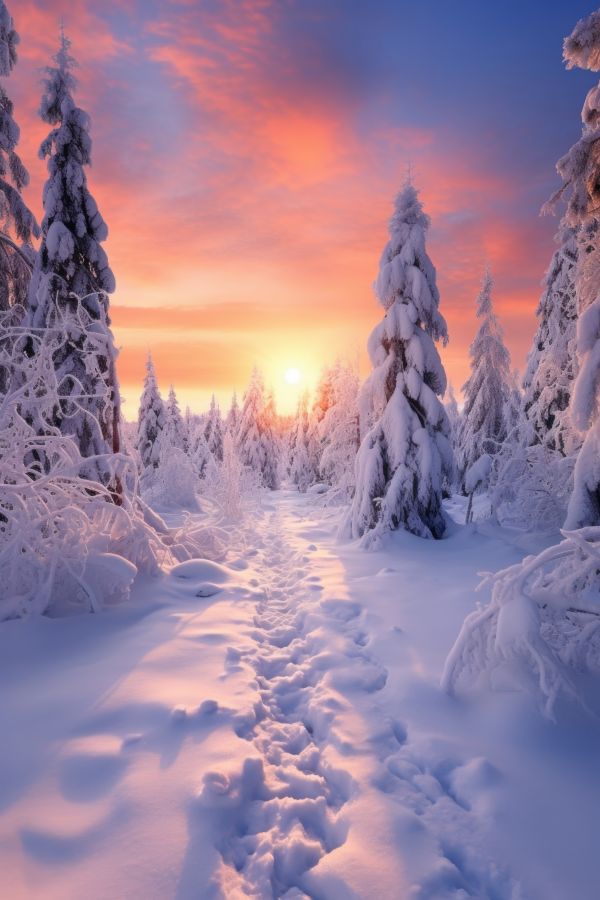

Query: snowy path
left=1, top=491, right=600, bottom=898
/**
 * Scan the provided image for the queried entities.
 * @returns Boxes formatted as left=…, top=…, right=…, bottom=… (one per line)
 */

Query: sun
left=284, top=367, right=301, bottom=385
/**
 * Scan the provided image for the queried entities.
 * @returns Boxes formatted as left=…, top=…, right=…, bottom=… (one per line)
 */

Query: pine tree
left=188, top=421, right=211, bottom=480
left=523, top=223, right=580, bottom=456
left=443, top=384, right=460, bottom=494
left=163, top=385, right=185, bottom=450
left=445, top=384, right=460, bottom=445
left=544, top=9, right=600, bottom=528
left=319, top=360, right=360, bottom=498
left=346, top=182, right=452, bottom=541
left=289, top=391, right=313, bottom=492
left=0, top=1, right=39, bottom=311
left=307, top=364, right=336, bottom=477
left=458, top=270, right=511, bottom=489
left=135, top=353, right=165, bottom=470
left=25, top=32, right=120, bottom=481
left=237, top=367, right=280, bottom=489
left=226, top=391, right=240, bottom=436
left=262, top=388, right=280, bottom=490
left=204, top=394, right=224, bottom=462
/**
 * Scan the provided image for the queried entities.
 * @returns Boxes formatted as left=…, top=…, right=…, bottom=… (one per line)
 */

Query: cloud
left=6, top=0, right=565, bottom=411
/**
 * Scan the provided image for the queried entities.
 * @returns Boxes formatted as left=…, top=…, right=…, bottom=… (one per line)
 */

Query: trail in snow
left=197, top=497, right=520, bottom=900
left=196, top=506, right=360, bottom=897
left=3, top=492, right=598, bottom=898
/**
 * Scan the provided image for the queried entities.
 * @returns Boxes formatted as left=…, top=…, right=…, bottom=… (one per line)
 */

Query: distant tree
left=135, top=353, right=165, bottom=470
left=262, top=388, right=280, bottom=490
left=319, top=360, right=360, bottom=499
left=204, top=394, right=224, bottom=462
left=457, top=270, right=511, bottom=490
left=523, top=223, right=580, bottom=456
left=345, top=182, right=452, bottom=542
left=289, top=391, right=313, bottom=493
left=163, top=385, right=185, bottom=451
left=25, top=32, right=120, bottom=483
left=443, top=383, right=460, bottom=494
left=237, top=367, right=280, bottom=489
left=307, top=363, right=336, bottom=476
left=226, top=391, right=240, bottom=436
left=0, top=1, right=39, bottom=311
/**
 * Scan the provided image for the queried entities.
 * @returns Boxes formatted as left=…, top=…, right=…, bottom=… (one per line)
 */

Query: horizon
left=9, top=0, right=596, bottom=414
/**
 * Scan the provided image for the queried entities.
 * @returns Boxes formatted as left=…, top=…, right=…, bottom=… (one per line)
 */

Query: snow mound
left=170, top=559, right=234, bottom=583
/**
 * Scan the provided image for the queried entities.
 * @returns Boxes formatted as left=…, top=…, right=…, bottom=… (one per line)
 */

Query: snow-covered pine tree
left=444, top=11, right=600, bottom=712
left=319, top=360, right=360, bottom=499
left=0, top=1, right=38, bottom=311
left=539, top=8, right=600, bottom=527
left=443, top=384, right=460, bottom=495
left=262, top=388, right=280, bottom=490
left=445, top=384, right=460, bottom=445
left=163, top=385, right=185, bottom=451
left=457, top=269, right=511, bottom=490
left=522, top=222, right=579, bottom=455
left=345, top=181, right=452, bottom=542
left=204, top=394, right=224, bottom=462
left=135, top=353, right=165, bottom=470
left=187, top=420, right=212, bottom=481
left=226, top=391, right=240, bottom=437
left=25, top=31, right=120, bottom=481
left=289, top=391, right=313, bottom=493
left=306, top=363, right=336, bottom=477
left=237, top=367, right=280, bottom=489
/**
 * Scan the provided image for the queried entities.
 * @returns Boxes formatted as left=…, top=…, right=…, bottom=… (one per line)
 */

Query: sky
left=8, top=0, right=598, bottom=414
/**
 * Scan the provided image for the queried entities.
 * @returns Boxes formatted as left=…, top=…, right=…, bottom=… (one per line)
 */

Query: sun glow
left=284, top=367, right=301, bottom=385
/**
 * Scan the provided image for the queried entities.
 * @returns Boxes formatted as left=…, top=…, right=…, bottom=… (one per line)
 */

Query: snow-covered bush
left=209, top=431, right=259, bottom=521
left=0, top=310, right=224, bottom=620
left=464, top=454, right=492, bottom=524
left=143, top=442, right=200, bottom=511
left=0, top=323, right=146, bottom=618
left=491, top=442, right=574, bottom=533
left=442, top=527, right=600, bottom=718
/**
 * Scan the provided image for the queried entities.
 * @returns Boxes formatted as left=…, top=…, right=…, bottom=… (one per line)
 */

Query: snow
left=2, top=489, right=599, bottom=898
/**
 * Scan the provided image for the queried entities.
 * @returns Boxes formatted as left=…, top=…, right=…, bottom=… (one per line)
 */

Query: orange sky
left=8, top=0, right=592, bottom=415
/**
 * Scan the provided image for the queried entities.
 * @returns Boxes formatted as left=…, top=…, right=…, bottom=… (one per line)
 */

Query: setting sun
left=284, top=367, right=301, bottom=385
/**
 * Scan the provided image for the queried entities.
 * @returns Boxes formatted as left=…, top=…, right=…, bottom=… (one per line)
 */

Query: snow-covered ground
left=1, top=490, right=599, bottom=899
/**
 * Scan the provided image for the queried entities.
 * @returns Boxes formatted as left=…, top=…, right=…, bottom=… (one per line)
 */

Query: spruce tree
left=346, top=182, right=452, bottom=541
left=546, top=9, right=600, bottom=527
left=289, top=391, right=313, bottom=492
left=458, top=270, right=511, bottom=489
left=204, top=394, right=224, bottom=461
left=25, top=32, right=120, bottom=480
left=0, top=1, right=38, bottom=310
left=319, top=360, right=360, bottom=498
left=226, top=391, right=240, bottom=436
left=262, top=388, right=280, bottom=490
left=237, top=367, right=280, bottom=489
left=163, top=385, right=185, bottom=450
left=135, top=353, right=165, bottom=470
left=523, top=223, right=579, bottom=456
